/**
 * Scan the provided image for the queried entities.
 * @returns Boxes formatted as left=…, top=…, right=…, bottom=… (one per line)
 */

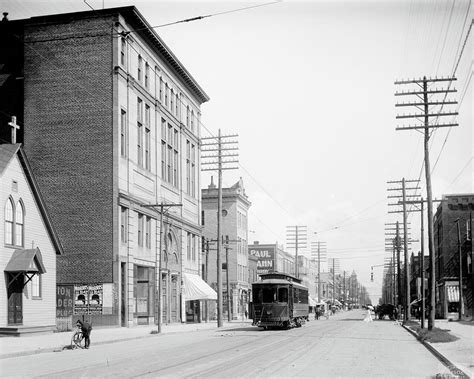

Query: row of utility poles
left=392, top=76, right=458, bottom=330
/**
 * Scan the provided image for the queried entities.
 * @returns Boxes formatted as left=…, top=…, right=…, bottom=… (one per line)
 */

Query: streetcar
left=251, top=272, right=309, bottom=329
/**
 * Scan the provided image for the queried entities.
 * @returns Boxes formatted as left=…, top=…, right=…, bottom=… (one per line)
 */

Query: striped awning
left=183, top=273, right=217, bottom=301
left=446, top=286, right=459, bottom=302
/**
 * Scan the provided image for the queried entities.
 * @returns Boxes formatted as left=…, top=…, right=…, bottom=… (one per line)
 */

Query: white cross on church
left=8, top=116, right=20, bottom=144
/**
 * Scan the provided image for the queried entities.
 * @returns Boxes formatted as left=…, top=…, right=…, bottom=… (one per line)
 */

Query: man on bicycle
left=76, top=319, right=92, bottom=349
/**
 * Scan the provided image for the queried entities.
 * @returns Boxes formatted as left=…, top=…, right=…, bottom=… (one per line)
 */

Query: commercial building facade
left=2, top=7, right=211, bottom=327
left=202, top=178, right=251, bottom=320
left=434, top=194, right=473, bottom=320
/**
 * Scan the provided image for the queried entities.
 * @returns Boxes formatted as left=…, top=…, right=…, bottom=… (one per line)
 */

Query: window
left=165, top=83, right=169, bottom=107
left=191, top=110, right=194, bottom=131
left=145, top=62, right=149, bottom=89
left=145, top=105, right=151, bottom=170
left=191, top=144, right=196, bottom=197
left=31, top=274, right=41, bottom=299
left=186, top=106, right=190, bottom=128
left=201, top=210, right=205, bottom=226
left=186, top=140, right=190, bottom=194
left=137, top=98, right=143, bottom=166
left=121, top=109, right=127, bottom=157
left=120, top=38, right=126, bottom=66
left=161, top=120, right=179, bottom=187
left=5, top=198, right=14, bottom=245
left=192, top=235, right=196, bottom=261
left=159, top=77, right=163, bottom=102
left=187, top=232, right=191, bottom=260
left=175, top=94, right=179, bottom=117
left=138, top=213, right=144, bottom=247
left=15, top=201, right=24, bottom=247
left=138, top=55, right=142, bottom=82
left=121, top=206, right=128, bottom=243
left=170, top=89, right=174, bottom=114
left=145, top=216, right=151, bottom=249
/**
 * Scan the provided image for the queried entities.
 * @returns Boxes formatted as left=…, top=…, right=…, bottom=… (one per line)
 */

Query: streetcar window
left=253, top=288, right=263, bottom=303
left=262, top=287, right=276, bottom=303
left=278, top=287, right=288, bottom=302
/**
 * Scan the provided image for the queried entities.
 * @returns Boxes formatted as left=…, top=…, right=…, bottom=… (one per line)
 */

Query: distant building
left=1, top=141, right=63, bottom=335
left=328, top=258, right=341, bottom=276
left=434, top=194, right=473, bottom=320
left=297, top=255, right=317, bottom=299
left=202, top=178, right=251, bottom=320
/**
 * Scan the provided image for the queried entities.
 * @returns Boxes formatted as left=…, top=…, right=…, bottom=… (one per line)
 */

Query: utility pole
left=311, top=240, right=326, bottom=302
left=388, top=178, right=420, bottom=321
left=395, top=76, right=458, bottom=330
left=455, top=219, right=464, bottom=321
left=143, top=202, right=182, bottom=334
left=286, top=226, right=307, bottom=278
left=204, top=238, right=210, bottom=322
left=201, top=130, right=239, bottom=328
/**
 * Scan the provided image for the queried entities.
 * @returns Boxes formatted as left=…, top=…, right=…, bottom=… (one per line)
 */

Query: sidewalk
left=0, top=319, right=252, bottom=360
left=403, top=319, right=473, bottom=378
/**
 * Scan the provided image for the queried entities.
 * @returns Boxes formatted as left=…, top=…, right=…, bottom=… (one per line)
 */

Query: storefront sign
left=250, top=247, right=275, bottom=274
left=56, top=285, right=74, bottom=317
left=73, top=284, right=103, bottom=315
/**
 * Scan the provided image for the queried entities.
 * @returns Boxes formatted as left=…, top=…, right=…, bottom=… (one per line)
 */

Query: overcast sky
left=4, top=0, right=472, bottom=303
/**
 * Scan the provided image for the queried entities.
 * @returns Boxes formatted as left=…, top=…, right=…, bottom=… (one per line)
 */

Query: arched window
left=15, top=201, right=24, bottom=247
left=5, top=198, right=14, bottom=245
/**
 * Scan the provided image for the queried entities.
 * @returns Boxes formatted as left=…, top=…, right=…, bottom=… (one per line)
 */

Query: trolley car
left=251, top=272, right=309, bottom=329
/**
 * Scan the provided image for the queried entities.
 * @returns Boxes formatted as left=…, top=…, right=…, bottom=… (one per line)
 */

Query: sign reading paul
left=249, top=246, right=275, bottom=275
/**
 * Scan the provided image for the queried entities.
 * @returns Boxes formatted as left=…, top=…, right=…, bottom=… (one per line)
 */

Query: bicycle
left=71, top=326, right=85, bottom=349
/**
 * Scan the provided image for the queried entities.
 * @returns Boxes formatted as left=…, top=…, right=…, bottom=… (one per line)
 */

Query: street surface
left=1, top=310, right=452, bottom=378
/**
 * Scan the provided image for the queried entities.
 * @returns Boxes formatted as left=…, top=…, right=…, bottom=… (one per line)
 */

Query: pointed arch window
left=5, top=198, right=14, bottom=245
left=15, top=201, right=24, bottom=247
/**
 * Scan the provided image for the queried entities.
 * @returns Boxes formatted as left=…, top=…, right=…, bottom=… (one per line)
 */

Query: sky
left=4, top=0, right=473, bottom=304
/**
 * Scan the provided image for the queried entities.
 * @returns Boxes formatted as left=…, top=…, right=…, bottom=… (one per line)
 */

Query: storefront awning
left=4, top=248, right=46, bottom=274
left=447, top=286, right=459, bottom=302
left=308, top=296, right=317, bottom=306
left=183, top=273, right=217, bottom=301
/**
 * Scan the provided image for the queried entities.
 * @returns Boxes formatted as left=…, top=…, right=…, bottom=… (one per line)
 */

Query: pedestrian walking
left=76, top=319, right=92, bottom=349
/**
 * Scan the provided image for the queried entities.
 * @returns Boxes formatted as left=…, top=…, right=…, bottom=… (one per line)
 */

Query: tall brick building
left=434, top=194, right=473, bottom=320
left=202, top=178, right=251, bottom=320
left=1, top=7, right=211, bottom=327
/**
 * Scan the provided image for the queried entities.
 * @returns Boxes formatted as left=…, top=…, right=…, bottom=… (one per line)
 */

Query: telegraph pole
left=143, top=202, right=182, bottom=333
left=201, top=130, right=239, bottom=327
left=286, top=226, right=307, bottom=278
left=395, top=76, right=458, bottom=330
left=311, top=240, right=326, bottom=302
left=388, top=178, right=420, bottom=321
left=224, top=235, right=231, bottom=322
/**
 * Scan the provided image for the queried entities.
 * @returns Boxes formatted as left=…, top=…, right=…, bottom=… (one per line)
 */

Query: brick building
left=1, top=7, right=211, bottom=327
left=434, top=194, right=473, bottom=320
left=201, top=178, right=251, bottom=320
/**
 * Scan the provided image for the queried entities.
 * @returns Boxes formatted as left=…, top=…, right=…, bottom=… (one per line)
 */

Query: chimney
left=2, top=12, right=8, bottom=22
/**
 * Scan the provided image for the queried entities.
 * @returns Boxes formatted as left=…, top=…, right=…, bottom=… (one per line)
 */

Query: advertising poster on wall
left=73, top=284, right=103, bottom=315
left=249, top=247, right=275, bottom=275
left=88, top=284, right=103, bottom=314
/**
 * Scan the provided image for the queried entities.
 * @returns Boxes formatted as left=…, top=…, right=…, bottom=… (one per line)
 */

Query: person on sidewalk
left=76, top=320, right=92, bottom=349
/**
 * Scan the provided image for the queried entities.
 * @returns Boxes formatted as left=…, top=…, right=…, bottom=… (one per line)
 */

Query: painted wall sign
left=249, top=247, right=275, bottom=274
left=56, top=285, right=74, bottom=317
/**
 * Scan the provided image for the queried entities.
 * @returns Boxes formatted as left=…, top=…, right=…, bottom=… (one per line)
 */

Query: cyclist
left=76, top=319, right=92, bottom=349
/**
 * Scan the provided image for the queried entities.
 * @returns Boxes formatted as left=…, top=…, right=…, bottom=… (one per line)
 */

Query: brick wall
left=22, top=15, right=116, bottom=284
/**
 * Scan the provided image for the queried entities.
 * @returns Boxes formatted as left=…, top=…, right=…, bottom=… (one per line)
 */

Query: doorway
left=7, top=273, right=23, bottom=325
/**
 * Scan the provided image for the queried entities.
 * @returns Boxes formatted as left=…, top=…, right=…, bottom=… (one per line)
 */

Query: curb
left=401, top=324, right=470, bottom=378
left=0, top=322, right=252, bottom=360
